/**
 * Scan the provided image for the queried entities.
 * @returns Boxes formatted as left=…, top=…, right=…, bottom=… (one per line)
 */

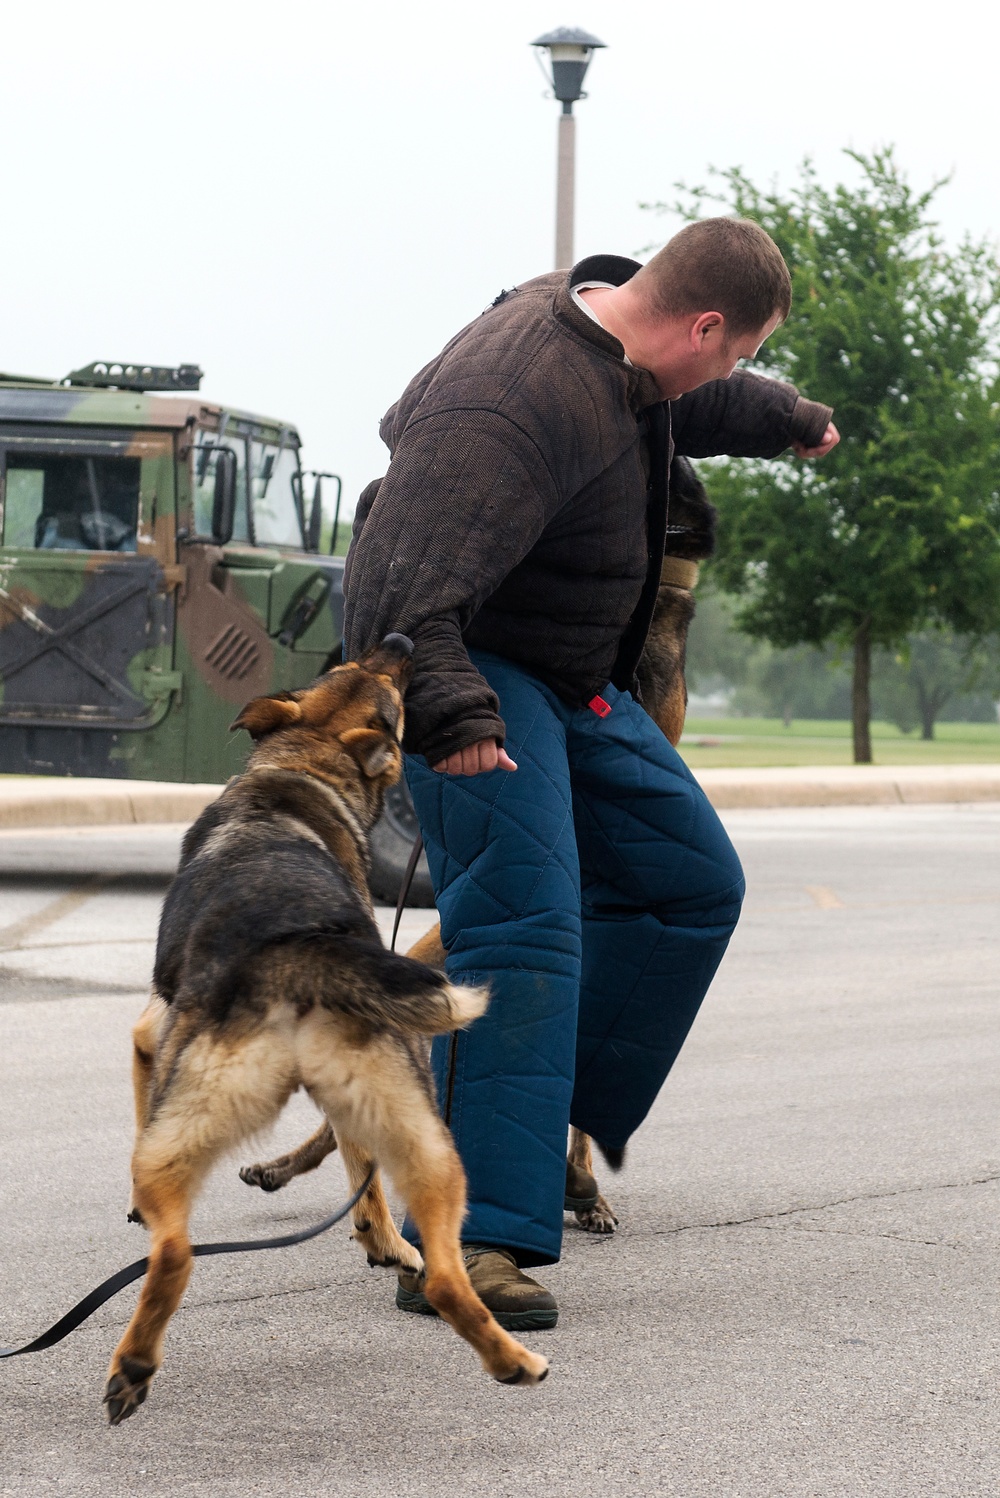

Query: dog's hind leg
left=105, top=1018, right=299, bottom=1424
left=385, top=1122, right=548, bottom=1386
left=127, top=997, right=169, bottom=1225
left=405, top=922, right=445, bottom=966
left=304, top=1030, right=547, bottom=1387
left=567, top=1126, right=618, bottom=1235
left=131, top=996, right=168, bottom=1133
left=239, top=1118, right=338, bottom=1193
left=338, top=1136, right=423, bottom=1275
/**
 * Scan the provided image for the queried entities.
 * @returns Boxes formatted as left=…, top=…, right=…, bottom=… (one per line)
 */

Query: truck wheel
left=368, top=779, right=435, bottom=908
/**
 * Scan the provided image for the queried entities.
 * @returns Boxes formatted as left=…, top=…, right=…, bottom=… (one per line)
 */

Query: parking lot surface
left=1, top=804, right=997, bottom=1497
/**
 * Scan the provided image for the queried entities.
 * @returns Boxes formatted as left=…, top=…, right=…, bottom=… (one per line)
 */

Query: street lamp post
left=531, top=27, right=606, bottom=270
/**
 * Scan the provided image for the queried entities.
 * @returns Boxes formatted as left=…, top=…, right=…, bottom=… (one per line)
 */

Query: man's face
left=655, top=309, right=783, bottom=400
left=708, top=310, right=783, bottom=382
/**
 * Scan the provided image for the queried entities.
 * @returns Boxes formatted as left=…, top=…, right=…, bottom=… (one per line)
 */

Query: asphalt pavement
left=1, top=804, right=998, bottom=1497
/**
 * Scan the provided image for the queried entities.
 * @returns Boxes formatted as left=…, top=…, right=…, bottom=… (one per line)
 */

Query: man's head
left=596, top=217, right=791, bottom=399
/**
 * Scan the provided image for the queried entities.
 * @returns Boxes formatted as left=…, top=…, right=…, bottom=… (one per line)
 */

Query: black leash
left=0, top=1166, right=375, bottom=1360
left=390, top=831, right=424, bottom=953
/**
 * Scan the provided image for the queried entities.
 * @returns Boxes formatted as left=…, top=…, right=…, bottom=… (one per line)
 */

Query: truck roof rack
left=63, top=362, right=203, bottom=392
left=0, top=372, right=56, bottom=386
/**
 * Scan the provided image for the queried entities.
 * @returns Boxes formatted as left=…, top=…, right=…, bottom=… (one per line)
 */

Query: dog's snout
left=381, top=633, right=414, bottom=659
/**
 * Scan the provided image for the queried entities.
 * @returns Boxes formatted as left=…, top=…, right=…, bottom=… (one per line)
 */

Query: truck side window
left=192, top=439, right=249, bottom=542
left=250, top=441, right=304, bottom=548
left=2, top=454, right=140, bottom=551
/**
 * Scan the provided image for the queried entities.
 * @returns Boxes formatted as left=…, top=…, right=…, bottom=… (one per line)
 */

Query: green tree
left=873, top=629, right=1000, bottom=738
left=646, top=151, right=1000, bottom=761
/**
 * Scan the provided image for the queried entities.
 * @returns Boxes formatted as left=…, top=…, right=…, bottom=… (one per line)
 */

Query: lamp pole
left=531, top=27, right=606, bottom=270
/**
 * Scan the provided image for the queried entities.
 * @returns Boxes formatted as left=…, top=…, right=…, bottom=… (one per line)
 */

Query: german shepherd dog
left=106, top=634, right=548, bottom=1425
left=240, top=458, right=717, bottom=1240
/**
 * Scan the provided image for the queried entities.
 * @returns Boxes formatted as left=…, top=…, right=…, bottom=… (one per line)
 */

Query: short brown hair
left=633, top=217, right=792, bottom=338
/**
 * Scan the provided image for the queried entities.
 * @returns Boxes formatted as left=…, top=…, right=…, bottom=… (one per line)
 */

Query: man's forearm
left=672, top=370, right=833, bottom=460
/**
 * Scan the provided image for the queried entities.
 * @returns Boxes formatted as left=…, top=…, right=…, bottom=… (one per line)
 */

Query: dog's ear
left=339, top=727, right=399, bottom=779
left=231, top=693, right=303, bottom=739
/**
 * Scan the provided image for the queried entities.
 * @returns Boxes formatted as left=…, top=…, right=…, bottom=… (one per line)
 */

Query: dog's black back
left=155, top=771, right=379, bottom=1021
left=154, top=767, right=463, bottom=1039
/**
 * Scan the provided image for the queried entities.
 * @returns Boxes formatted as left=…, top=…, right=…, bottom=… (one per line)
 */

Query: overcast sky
left=3, top=0, right=996, bottom=519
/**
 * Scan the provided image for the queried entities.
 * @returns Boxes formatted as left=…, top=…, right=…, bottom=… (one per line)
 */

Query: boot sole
left=395, top=1283, right=558, bottom=1331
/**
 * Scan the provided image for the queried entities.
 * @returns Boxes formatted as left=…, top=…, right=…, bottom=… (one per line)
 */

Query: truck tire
left=368, top=778, right=436, bottom=908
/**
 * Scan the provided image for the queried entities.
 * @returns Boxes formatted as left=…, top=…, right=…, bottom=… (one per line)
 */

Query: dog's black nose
left=381, top=633, right=414, bottom=659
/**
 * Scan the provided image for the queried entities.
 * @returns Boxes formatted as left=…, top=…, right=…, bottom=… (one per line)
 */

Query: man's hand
left=792, top=422, right=840, bottom=459
left=432, top=739, right=518, bottom=775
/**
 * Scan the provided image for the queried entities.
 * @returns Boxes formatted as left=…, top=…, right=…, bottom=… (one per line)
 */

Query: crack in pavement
left=633, top=1170, right=1000, bottom=1239
left=9, top=1179, right=998, bottom=1347
left=758, top=1222, right=953, bottom=1249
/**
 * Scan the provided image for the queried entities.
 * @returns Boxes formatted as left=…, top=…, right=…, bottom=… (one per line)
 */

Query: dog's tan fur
left=108, top=640, right=547, bottom=1425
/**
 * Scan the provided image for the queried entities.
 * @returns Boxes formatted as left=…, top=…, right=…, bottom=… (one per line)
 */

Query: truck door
left=176, top=428, right=346, bottom=783
left=0, top=430, right=178, bottom=741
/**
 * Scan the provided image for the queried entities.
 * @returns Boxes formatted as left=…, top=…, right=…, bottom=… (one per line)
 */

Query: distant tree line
left=686, top=588, right=1000, bottom=739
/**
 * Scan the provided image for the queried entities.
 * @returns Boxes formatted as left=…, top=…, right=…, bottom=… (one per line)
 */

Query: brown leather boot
left=396, top=1244, right=558, bottom=1330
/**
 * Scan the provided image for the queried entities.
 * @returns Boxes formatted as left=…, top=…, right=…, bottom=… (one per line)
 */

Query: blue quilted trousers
left=404, top=651, right=745, bottom=1266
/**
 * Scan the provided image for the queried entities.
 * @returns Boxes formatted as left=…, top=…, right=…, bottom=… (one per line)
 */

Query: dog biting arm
left=344, top=410, right=562, bottom=767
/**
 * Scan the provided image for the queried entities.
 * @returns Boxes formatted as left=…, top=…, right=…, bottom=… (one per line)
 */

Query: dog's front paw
left=574, top=1194, right=619, bottom=1234
left=104, top=1355, right=156, bottom=1425
left=238, top=1162, right=290, bottom=1193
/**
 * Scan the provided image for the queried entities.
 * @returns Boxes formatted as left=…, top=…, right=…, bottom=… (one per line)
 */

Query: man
left=344, top=218, right=838, bottom=1330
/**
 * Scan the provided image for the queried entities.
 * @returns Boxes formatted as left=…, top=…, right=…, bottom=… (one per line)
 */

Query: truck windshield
left=250, top=440, right=303, bottom=548
left=2, top=452, right=140, bottom=551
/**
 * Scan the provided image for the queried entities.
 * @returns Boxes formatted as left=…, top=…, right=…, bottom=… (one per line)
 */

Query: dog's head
left=230, top=634, right=414, bottom=821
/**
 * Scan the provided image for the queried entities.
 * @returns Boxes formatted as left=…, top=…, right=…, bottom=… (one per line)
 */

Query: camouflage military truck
left=0, top=361, right=430, bottom=902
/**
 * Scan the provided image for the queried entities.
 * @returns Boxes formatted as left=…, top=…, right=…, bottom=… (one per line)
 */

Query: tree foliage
left=645, top=150, right=1000, bottom=760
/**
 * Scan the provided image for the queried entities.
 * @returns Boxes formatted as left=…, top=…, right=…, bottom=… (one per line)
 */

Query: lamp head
left=531, top=26, right=606, bottom=108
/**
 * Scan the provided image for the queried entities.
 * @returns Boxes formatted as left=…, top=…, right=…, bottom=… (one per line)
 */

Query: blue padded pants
left=405, top=651, right=745, bottom=1267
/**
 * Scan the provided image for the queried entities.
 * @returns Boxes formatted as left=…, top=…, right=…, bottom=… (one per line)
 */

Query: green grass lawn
left=678, top=717, right=1000, bottom=769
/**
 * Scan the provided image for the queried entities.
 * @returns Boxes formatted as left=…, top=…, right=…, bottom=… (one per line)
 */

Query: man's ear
left=691, top=311, right=724, bottom=350
left=231, top=693, right=303, bottom=739
left=339, top=727, right=399, bottom=779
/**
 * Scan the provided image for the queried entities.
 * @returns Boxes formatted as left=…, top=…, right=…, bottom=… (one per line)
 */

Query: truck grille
left=203, top=623, right=261, bottom=681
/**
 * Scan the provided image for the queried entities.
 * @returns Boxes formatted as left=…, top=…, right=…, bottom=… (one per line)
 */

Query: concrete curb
left=695, top=763, right=1000, bottom=809
left=0, top=778, right=223, bottom=830
left=0, top=764, right=998, bottom=829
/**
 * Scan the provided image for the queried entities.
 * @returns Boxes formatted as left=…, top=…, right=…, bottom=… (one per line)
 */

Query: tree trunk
left=917, top=683, right=948, bottom=740
left=918, top=684, right=935, bottom=740
left=852, top=618, right=873, bottom=763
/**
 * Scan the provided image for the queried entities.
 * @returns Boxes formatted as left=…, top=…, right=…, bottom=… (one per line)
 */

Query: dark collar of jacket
left=551, top=254, right=664, bottom=412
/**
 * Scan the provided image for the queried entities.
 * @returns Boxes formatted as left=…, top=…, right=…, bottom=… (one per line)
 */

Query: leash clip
left=588, top=695, right=612, bottom=719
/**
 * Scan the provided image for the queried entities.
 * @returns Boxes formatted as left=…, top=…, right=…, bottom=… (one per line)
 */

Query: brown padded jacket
left=344, top=254, right=832, bottom=764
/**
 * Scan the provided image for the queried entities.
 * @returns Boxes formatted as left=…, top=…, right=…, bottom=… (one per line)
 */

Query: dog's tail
left=289, top=936, right=489, bottom=1036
